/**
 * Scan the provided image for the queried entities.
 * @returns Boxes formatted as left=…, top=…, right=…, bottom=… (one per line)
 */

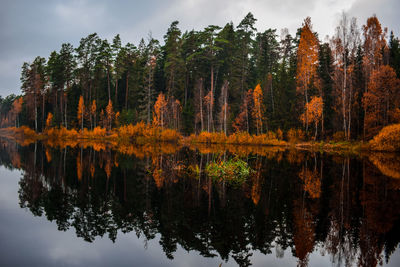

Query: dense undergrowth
left=1, top=122, right=399, bottom=152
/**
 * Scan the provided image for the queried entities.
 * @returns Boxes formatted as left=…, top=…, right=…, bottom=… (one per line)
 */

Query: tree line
left=1, top=12, right=399, bottom=140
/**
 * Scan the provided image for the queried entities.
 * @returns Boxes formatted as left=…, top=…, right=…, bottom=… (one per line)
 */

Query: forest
left=1, top=12, right=400, bottom=144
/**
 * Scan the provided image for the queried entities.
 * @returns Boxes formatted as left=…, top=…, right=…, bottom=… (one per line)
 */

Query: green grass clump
left=205, top=157, right=252, bottom=185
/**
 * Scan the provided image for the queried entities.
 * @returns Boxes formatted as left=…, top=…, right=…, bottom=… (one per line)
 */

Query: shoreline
left=0, top=126, right=378, bottom=155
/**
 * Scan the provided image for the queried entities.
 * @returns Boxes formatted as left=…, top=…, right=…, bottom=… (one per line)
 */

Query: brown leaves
left=153, top=92, right=167, bottom=128
left=45, top=112, right=53, bottom=129
left=363, top=65, right=400, bottom=137
left=300, top=96, right=323, bottom=126
left=296, top=17, right=319, bottom=96
left=77, top=95, right=84, bottom=130
left=252, top=84, right=265, bottom=135
left=233, top=89, right=253, bottom=133
left=105, top=99, right=114, bottom=130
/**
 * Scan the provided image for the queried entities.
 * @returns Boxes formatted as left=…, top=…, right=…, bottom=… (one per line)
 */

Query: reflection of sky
left=0, top=166, right=222, bottom=267
left=1, top=165, right=400, bottom=267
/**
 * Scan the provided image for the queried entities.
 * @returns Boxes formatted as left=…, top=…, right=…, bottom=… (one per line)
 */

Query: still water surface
left=1, top=139, right=400, bottom=266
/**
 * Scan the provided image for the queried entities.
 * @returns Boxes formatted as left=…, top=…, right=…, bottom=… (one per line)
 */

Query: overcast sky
left=0, top=0, right=399, bottom=97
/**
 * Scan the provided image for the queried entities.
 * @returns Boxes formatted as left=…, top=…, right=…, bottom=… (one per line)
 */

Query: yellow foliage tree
left=90, top=100, right=97, bottom=128
left=105, top=99, right=114, bottom=130
left=12, top=97, right=23, bottom=127
left=153, top=92, right=167, bottom=129
left=252, top=84, right=265, bottom=135
left=77, top=95, right=84, bottom=131
left=297, top=17, right=319, bottom=133
left=45, top=112, right=53, bottom=129
left=115, top=111, right=120, bottom=127
left=300, top=96, right=323, bottom=140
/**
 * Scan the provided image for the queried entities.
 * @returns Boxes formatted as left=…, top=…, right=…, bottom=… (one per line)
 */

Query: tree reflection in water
left=1, top=138, right=400, bottom=267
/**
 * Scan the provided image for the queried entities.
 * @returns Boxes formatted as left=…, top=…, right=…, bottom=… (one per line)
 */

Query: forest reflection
left=1, top=138, right=400, bottom=267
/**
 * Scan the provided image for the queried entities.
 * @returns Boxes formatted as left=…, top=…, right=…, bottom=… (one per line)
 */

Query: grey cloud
left=348, top=0, right=400, bottom=35
left=0, top=0, right=398, bottom=97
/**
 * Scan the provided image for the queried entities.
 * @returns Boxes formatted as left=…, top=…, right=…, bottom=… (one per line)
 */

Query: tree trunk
left=107, top=69, right=111, bottom=101
left=270, top=77, right=275, bottom=115
left=65, top=95, right=68, bottom=129
left=42, top=94, right=45, bottom=132
left=210, top=64, right=214, bottom=132
left=81, top=108, right=84, bottom=132
left=315, top=122, right=318, bottom=140
left=125, top=72, right=129, bottom=110
left=147, top=68, right=151, bottom=124
left=305, top=84, right=309, bottom=134
left=246, top=103, right=249, bottom=133
left=343, top=60, right=347, bottom=139
left=34, top=94, right=38, bottom=132
left=60, top=90, right=64, bottom=127
left=223, top=81, right=228, bottom=135
left=348, top=79, right=352, bottom=140
left=115, top=79, right=118, bottom=106
left=199, top=79, right=204, bottom=132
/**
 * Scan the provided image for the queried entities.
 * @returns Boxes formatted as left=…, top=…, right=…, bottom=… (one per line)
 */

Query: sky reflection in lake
left=1, top=140, right=400, bottom=267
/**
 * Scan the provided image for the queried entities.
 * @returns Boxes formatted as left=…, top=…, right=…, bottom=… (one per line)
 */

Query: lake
left=1, top=138, right=400, bottom=267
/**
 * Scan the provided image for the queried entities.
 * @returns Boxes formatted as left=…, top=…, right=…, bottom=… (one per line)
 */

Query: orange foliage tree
left=99, top=110, right=105, bottom=128
left=13, top=97, right=23, bottom=127
left=233, top=89, right=253, bottom=132
left=296, top=17, right=319, bottom=133
left=105, top=99, right=114, bottom=130
left=363, top=65, right=400, bottom=137
left=362, top=15, right=387, bottom=138
left=45, top=112, right=53, bottom=129
left=77, top=95, right=84, bottom=131
left=300, top=96, right=323, bottom=139
left=153, top=92, right=168, bottom=129
left=90, top=100, right=96, bottom=128
left=252, top=84, right=265, bottom=135
left=363, top=15, right=387, bottom=81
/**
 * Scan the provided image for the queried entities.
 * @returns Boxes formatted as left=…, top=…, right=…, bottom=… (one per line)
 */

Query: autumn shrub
left=44, top=127, right=56, bottom=137
left=251, top=132, right=287, bottom=146
left=209, top=132, right=227, bottom=143
left=19, top=126, right=37, bottom=138
left=252, top=134, right=277, bottom=145
left=196, top=131, right=212, bottom=143
left=45, top=127, right=79, bottom=140
left=287, top=128, right=305, bottom=143
left=160, top=129, right=181, bottom=143
left=332, top=131, right=345, bottom=142
left=190, top=131, right=227, bottom=144
left=118, top=122, right=156, bottom=140
left=276, top=128, right=283, bottom=140
left=266, top=131, right=276, bottom=140
left=90, top=127, right=107, bottom=138
left=62, top=127, right=79, bottom=139
left=117, top=122, right=181, bottom=143
left=369, top=124, right=400, bottom=151
left=251, top=134, right=265, bottom=145
left=227, top=131, right=252, bottom=144
left=77, top=127, right=108, bottom=139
